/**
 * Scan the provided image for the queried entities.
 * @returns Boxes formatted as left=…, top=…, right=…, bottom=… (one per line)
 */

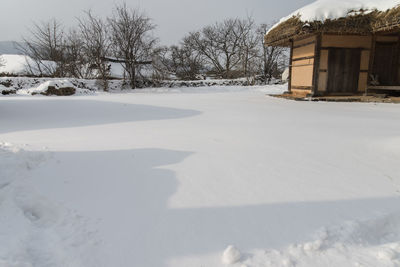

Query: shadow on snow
left=0, top=98, right=201, bottom=134
left=22, top=148, right=400, bottom=267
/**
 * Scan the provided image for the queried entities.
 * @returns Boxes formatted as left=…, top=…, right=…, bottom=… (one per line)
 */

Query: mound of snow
left=269, top=0, right=399, bottom=33
left=222, top=245, right=242, bottom=265
left=240, top=213, right=400, bottom=267
left=18, top=80, right=77, bottom=96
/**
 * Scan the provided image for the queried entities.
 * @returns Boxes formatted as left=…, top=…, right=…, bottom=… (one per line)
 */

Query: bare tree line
left=156, top=18, right=287, bottom=83
left=18, top=3, right=156, bottom=90
left=17, top=3, right=287, bottom=89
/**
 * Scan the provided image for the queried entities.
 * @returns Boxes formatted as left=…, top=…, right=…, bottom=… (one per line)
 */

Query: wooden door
left=373, top=42, right=398, bottom=85
left=327, top=48, right=361, bottom=94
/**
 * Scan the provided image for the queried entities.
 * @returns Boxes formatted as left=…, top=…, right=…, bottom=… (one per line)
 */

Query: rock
left=41, top=86, right=76, bottom=96
left=1, top=89, right=16, bottom=95
left=0, top=79, right=13, bottom=88
left=28, top=80, right=77, bottom=96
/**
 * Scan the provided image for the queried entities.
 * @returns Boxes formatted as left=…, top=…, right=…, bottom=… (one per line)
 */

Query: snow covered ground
left=1, top=85, right=400, bottom=267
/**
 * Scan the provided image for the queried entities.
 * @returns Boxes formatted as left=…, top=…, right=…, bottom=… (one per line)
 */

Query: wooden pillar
left=312, top=33, right=322, bottom=96
left=396, top=33, right=400, bottom=84
left=288, top=39, right=294, bottom=93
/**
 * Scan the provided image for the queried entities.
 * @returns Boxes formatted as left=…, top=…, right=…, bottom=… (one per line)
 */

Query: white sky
left=0, top=0, right=314, bottom=45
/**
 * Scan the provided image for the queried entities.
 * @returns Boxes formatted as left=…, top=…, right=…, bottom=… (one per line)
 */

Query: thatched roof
left=266, top=3, right=400, bottom=46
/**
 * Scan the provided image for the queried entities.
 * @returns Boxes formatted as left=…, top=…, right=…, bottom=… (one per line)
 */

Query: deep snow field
left=1, top=85, right=400, bottom=267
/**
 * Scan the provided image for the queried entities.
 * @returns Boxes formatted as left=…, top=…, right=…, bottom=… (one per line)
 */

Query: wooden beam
left=321, top=32, right=370, bottom=37
left=292, top=55, right=315, bottom=62
left=321, top=47, right=370, bottom=51
left=291, top=86, right=313, bottom=90
left=292, top=34, right=316, bottom=43
left=293, top=40, right=316, bottom=49
left=291, top=63, right=314, bottom=68
left=368, top=85, right=400, bottom=90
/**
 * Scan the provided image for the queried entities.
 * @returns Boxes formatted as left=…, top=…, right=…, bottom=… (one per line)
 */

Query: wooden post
left=396, top=33, right=400, bottom=84
left=288, top=39, right=294, bottom=93
left=312, top=33, right=322, bottom=96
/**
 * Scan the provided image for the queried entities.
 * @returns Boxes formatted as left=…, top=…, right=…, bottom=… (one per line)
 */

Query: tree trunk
left=130, top=65, right=136, bottom=89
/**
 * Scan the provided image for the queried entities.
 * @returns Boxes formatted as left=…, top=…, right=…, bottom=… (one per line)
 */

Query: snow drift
left=240, top=213, right=400, bottom=267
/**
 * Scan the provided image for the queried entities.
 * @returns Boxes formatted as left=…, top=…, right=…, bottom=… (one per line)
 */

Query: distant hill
left=0, top=41, right=25, bottom=55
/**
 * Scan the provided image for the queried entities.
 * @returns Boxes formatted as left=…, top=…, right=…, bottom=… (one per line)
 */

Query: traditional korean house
left=265, top=1, right=400, bottom=96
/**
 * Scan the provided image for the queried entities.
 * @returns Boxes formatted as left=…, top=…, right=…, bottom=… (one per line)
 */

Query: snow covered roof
left=274, top=0, right=399, bottom=26
left=265, top=0, right=400, bottom=46
left=0, top=54, right=56, bottom=76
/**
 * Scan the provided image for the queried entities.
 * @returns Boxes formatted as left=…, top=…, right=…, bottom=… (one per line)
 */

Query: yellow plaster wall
left=291, top=65, right=314, bottom=87
left=290, top=36, right=316, bottom=90
left=293, top=44, right=315, bottom=59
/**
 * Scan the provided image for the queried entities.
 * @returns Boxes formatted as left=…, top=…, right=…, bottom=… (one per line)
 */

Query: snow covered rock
left=222, top=245, right=242, bottom=265
left=19, top=80, right=76, bottom=96
left=281, top=67, right=290, bottom=82
left=0, top=85, right=16, bottom=95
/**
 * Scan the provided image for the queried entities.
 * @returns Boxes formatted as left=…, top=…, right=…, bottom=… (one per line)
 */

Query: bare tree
left=258, top=24, right=288, bottom=83
left=63, top=29, right=93, bottom=79
left=170, top=41, right=205, bottom=80
left=108, top=3, right=157, bottom=88
left=188, top=17, right=257, bottom=78
left=155, top=36, right=205, bottom=80
left=18, top=19, right=66, bottom=77
left=187, top=18, right=256, bottom=79
left=237, top=17, right=261, bottom=80
left=181, top=18, right=287, bottom=82
left=77, top=11, right=111, bottom=90
left=150, top=46, right=171, bottom=80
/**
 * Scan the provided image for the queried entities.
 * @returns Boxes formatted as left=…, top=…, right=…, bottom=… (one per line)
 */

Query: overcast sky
left=0, top=0, right=314, bottom=45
